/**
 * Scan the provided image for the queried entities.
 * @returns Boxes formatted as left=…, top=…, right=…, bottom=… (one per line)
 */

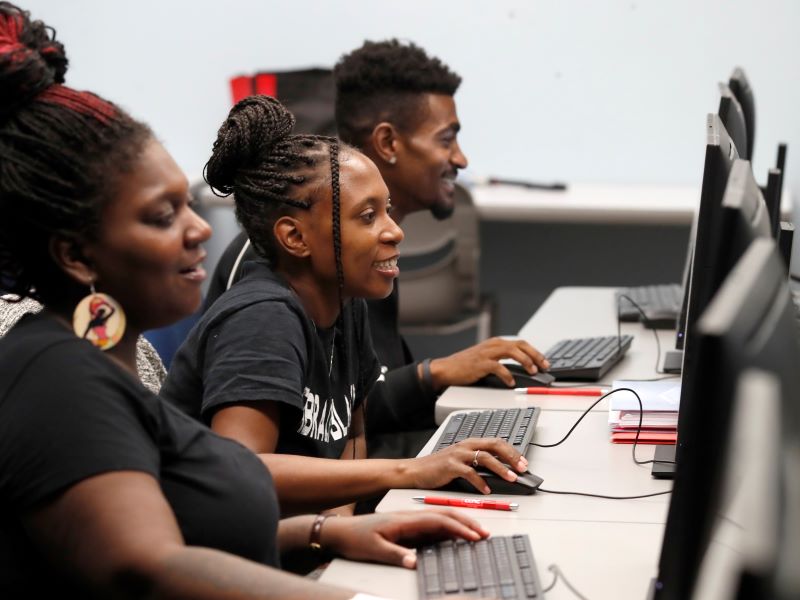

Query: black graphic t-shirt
left=162, top=260, right=381, bottom=460
left=0, top=313, right=280, bottom=596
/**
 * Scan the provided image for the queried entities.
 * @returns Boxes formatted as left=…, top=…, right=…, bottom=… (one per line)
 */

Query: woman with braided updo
left=0, top=3, right=498, bottom=597
left=160, top=95, right=531, bottom=514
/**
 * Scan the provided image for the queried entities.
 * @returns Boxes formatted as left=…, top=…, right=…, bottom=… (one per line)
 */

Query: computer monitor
left=673, top=114, right=740, bottom=354
left=655, top=156, right=771, bottom=476
left=728, top=67, right=755, bottom=161
left=717, top=83, right=749, bottom=160
left=653, top=237, right=800, bottom=600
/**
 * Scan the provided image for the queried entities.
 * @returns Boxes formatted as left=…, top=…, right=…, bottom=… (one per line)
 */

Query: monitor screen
left=728, top=67, right=756, bottom=161
left=718, top=82, right=749, bottom=160
left=674, top=114, right=739, bottom=353
left=653, top=238, right=800, bottom=600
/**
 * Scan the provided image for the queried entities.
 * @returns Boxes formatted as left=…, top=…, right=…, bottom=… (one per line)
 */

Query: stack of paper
left=608, top=379, right=680, bottom=445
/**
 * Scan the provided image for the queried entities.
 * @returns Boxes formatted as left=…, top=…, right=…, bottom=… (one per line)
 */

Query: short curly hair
left=334, top=39, right=461, bottom=148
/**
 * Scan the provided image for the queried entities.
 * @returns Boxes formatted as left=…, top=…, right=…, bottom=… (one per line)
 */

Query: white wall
left=24, top=0, right=800, bottom=198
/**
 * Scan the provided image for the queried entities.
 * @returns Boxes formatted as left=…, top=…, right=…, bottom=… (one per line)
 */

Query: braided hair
left=0, top=2, right=151, bottom=306
left=205, top=95, right=363, bottom=449
left=334, top=38, right=462, bottom=148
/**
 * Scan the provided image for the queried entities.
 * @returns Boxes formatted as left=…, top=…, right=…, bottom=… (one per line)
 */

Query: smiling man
left=333, top=40, right=547, bottom=460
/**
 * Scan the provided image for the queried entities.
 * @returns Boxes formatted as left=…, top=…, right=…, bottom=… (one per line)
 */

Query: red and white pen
left=514, top=387, right=606, bottom=396
left=413, top=496, right=519, bottom=511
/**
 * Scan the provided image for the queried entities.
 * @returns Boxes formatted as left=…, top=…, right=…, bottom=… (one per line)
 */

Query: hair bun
left=205, top=95, right=296, bottom=195
left=0, top=4, right=68, bottom=119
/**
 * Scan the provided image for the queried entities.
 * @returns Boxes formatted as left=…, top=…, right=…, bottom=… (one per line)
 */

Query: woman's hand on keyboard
left=427, top=337, right=549, bottom=390
left=322, top=509, right=490, bottom=569
left=404, top=438, right=529, bottom=494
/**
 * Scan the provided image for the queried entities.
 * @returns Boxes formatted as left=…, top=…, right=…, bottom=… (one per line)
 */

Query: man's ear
left=370, top=122, right=400, bottom=166
left=273, top=215, right=310, bottom=258
left=48, top=235, right=95, bottom=286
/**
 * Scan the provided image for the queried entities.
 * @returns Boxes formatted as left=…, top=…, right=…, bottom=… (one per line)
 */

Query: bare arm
left=212, top=402, right=529, bottom=515
left=23, top=471, right=355, bottom=599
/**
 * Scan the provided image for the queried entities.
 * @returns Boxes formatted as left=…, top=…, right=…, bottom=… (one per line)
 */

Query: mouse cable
left=531, top=387, right=676, bottom=466
left=537, top=487, right=672, bottom=500
left=616, top=293, right=664, bottom=374
left=541, top=564, right=590, bottom=599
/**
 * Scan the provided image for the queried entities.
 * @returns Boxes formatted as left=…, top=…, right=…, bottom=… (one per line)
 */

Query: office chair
left=396, top=182, right=493, bottom=344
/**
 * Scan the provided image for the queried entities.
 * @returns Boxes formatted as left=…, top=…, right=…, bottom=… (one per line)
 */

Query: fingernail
left=483, top=485, right=491, bottom=494
left=518, top=457, right=528, bottom=469
left=402, top=553, right=417, bottom=569
left=507, top=469, right=518, bottom=481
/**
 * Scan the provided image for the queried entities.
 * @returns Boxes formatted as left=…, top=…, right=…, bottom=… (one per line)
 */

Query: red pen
left=413, top=496, right=519, bottom=511
left=514, top=387, right=606, bottom=396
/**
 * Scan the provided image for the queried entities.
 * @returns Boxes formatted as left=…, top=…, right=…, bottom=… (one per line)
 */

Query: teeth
left=374, top=258, right=398, bottom=269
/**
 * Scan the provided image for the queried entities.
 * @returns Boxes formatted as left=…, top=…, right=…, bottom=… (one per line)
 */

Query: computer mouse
left=475, top=363, right=556, bottom=389
left=448, top=468, right=544, bottom=496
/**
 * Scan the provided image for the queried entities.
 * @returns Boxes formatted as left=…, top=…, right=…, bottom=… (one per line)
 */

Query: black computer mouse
left=448, top=469, right=544, bottom=496
left=475, top=363, right=556, bottom=389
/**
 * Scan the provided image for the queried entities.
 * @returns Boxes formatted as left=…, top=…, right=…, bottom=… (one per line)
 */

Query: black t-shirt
left=0, top=312, right=281, bottom=596
left=162, top=260, right=381, bottom=460
left=203, top=235, right=437, bottom=445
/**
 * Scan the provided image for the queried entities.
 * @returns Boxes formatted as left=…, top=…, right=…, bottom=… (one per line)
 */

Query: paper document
left=609, top=379, right=681, bottom=412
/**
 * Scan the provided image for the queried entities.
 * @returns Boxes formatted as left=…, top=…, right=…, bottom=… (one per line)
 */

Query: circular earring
left=387, top=156, right=397, bottom=165
left=72, top=283, right=126, bottom=351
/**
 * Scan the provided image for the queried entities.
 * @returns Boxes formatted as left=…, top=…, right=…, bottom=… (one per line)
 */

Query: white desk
left=436, top=287, right=679, bottom=423
left=321, top=519, right=664, bottom=600
left=471, top=181, right=793, bottom=225
left=379, top=410, right=670, bottom=525
left=322, top=287, right=675, bottom=599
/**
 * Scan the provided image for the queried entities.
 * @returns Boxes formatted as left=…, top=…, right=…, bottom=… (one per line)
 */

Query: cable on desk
left=542, top=564, right=590, bottom=600
left=537, top=487, right=672, bottom=500
left=617, top=293, right=664, bottom=374
left=531, top=387, right=676, bottom=465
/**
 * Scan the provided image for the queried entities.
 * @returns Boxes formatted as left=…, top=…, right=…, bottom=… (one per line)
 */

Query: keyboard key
left=417, top=535, right=542, bottom=599
left=545, top=335, right=633, bottom=380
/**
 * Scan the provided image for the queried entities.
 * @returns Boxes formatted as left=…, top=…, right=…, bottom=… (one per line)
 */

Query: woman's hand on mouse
left=321, top=509, right=490, bottom=569
left=424, top=337, right=549, bottom=390
left=401, top=438, right=529, bottom=494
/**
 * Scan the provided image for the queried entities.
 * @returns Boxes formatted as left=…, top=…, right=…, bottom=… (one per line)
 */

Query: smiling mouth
left=374, top=257, right=399, bottom=271
left=179, top=261, right=207, bottom=282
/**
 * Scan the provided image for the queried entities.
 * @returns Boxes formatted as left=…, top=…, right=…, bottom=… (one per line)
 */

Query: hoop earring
left=72, top=283, right=126, bottom=351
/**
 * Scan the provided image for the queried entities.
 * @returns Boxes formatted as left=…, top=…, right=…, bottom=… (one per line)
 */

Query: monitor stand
left=662, top=349, right=683, bottom=374
left=651, top=445, right=676, bottom=479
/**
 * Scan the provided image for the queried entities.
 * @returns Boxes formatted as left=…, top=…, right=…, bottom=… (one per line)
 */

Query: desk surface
left=436, top=287, right=679, bottom=423
left=471, top=181, right=793, bottom=225
left=322, top=287, right=673, bottom=599
left=320, top=519, right=663, bottom=600
left=378, top=410, right=671, bottom=525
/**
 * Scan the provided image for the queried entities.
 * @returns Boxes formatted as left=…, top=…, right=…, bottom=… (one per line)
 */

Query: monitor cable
left=530, top=386, right=675, bottom=499
left=616, top=293, right=665, bottom=374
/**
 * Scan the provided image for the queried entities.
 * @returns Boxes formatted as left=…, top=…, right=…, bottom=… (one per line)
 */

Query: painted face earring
left=72, top=283, right=126, bottom=351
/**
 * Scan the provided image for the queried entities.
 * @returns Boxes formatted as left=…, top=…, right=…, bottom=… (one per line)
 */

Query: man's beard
left=430, top=199, right=455, bottom=220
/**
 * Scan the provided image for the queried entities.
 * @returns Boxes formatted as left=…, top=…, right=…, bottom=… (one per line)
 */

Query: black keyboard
left=616, top=283, right=682, bottom=328
left=433, top=407, right=540, bottom=454
left=417, top=535, right=543, bottom=599
left=545, top=334, right=633, bottom=380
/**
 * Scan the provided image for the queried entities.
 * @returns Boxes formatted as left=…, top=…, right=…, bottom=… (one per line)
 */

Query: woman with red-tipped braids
left=0, top=4, right=491, bottom=598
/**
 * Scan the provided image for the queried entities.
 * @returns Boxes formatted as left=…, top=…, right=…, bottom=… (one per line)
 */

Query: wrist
left=427, top=357, right=448, bottom=391
left=309, top=513, right=339, bottom=551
